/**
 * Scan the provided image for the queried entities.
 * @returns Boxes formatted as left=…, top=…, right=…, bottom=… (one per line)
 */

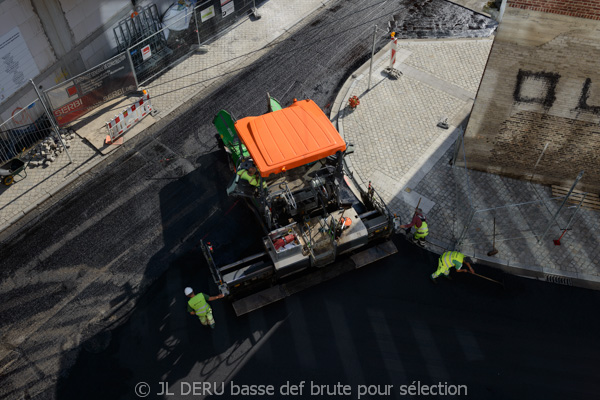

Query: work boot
left=430, top=275, right=437, bottom=284
left=444, top=275, right=453, bottom=281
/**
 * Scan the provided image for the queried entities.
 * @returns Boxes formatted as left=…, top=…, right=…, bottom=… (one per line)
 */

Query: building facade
left=464, top=0, right=600, bottom=192
left=0, top=0, right=184, bottom=123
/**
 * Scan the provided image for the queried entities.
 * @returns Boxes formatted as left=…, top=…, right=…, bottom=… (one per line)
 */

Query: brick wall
left=491, top=112, right=600, bottom=185
left=464, top=7, right=600, bottom=193
left=508, top=0, right=600, bottom=20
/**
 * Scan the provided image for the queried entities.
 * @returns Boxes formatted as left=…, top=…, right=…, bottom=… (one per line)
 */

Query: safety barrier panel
left=0, top=81, right=71, bottom=164
left=383, top=32, right=401, bottom=78
left=105, top=91, right=153, bottom=143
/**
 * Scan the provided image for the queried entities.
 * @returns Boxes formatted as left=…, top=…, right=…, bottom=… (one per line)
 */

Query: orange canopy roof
left=234, top=99, right=346, bottom=177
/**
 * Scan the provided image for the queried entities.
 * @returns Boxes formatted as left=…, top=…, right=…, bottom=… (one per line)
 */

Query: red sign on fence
left=53, top=98, right=84, bottom=118
left=142, top=45, right=151, bottom=61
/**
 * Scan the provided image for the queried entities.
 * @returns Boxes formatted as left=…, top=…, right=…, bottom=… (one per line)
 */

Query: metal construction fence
left=33, top=0, right=261, bottom=132
left=450, top=128, right=588, bottom=255
left=43, top=53, right=137, bottom=127
left=0, top=81, right=68, bottom=165
left=126, top=0, right=260, bottom=86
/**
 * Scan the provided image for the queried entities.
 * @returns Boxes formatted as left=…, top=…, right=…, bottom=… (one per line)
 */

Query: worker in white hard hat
left=184, top=287, right=224, bottom=329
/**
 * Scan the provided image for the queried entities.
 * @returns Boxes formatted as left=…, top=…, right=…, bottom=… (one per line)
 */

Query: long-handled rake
left=470, top=271, right=504, bottom=287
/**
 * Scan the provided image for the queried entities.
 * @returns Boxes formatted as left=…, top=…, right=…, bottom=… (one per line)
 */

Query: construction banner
left=45, top=53, right=137, bottom=127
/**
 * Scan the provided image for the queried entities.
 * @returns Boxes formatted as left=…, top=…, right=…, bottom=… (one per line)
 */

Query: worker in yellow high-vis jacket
left=431, top=251, right=474, bottom=283
left=184, top=287, right=224, bottom=328
left=237, top=166, right=267, bottom=188
left=400, top=208, right=428, bottom=246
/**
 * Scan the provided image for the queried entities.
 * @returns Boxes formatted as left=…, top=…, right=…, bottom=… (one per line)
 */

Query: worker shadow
left=53, top=149, right=284, bottom=399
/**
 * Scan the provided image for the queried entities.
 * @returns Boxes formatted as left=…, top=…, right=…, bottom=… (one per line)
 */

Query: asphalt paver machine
left=203, top=96, right=401, bottom=315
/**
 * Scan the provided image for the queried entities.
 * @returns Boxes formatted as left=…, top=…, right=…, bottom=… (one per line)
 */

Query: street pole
left=126, top=50, right=139, bottom=90
left=193, top=5, right=201, bottom=48
left=368, top=25, right=377, bottom=91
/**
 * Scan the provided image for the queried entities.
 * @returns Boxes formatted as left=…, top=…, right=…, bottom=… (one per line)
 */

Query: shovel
left=487, top=218, right=498, bottom=256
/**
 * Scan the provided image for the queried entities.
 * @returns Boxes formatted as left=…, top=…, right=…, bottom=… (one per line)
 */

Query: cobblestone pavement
left=336, top=37, right=600, bottom=287
left=0, top=137, right=99, bottom=229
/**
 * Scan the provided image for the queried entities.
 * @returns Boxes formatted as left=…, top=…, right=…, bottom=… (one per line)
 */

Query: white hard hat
left=184, top=287, right=193, bottom=296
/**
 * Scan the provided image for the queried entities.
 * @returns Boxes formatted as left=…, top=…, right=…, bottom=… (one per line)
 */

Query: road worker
left=400, top=208, right=428, bottom=246
left=431, top=251, right=474, bottom=283
left=184, top=287, right=224, bottom=328
left=237, top=166, right=267, bottom=188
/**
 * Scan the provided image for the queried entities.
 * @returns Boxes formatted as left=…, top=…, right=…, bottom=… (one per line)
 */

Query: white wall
left=0, top=0, right=180, bottom=120
left=0, top=0, right=55, bottom=80
left=59, top=0, right=130, bottom=43
left=79, top=31, right=119, bottom=69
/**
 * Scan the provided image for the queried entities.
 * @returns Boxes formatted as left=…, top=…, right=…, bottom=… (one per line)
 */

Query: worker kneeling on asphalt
left=237, top=166, right=267, bottom=188
left=184, top=287, right=224, bottom=329
left=431, top=251, right=474, bottom=283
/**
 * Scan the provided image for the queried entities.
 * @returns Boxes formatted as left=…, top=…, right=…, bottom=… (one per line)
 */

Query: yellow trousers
left=431, top=259, right=450, bottom=278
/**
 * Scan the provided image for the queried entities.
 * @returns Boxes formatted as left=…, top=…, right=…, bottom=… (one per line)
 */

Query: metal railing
left=43, top=53, right=137, bottom=127
left=451, top=128, right=587, bottom=253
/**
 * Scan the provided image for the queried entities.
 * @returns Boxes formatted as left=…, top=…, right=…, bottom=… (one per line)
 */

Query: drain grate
left=545, top=274, right=573, bottom=286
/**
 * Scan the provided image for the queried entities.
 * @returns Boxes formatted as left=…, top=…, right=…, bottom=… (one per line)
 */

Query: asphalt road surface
left=57, top=237, right=600, bottom=400
left=1, top=0, right=594, bottom=399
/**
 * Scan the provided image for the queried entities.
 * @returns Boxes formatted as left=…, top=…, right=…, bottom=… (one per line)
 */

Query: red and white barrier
left=105, top=91, right=153, bottom=144
left=389, top=32, right=398, bottom=69
left=384, top=32, right=402, bottom=79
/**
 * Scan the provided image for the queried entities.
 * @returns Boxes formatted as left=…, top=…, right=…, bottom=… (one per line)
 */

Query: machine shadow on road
left=53, top=148, right=283, bottom=399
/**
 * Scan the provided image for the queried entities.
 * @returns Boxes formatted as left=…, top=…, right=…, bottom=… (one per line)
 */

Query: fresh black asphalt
left=58, top=236, right=600, bottom=400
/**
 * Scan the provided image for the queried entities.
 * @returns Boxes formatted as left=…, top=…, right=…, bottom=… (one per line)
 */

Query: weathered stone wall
left=464, top=3, right=600, bottom=192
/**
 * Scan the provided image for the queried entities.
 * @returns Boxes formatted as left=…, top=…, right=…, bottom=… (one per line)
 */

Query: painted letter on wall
left=513, top=69, right=560, bottom=109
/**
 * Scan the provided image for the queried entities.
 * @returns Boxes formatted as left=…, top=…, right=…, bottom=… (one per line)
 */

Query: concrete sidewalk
left=0, top=0, right=332, bottom=236
left=333, top=37, right=600, bottom=289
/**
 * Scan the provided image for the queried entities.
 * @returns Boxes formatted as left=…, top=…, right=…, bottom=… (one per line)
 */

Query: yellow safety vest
left=237, top=169, right=265, bottom=187
left=440, top=251, right=464, bottom=271
left=416, top=221, right=428, bottom=236
left=188, top=294, right=210, bottom=317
